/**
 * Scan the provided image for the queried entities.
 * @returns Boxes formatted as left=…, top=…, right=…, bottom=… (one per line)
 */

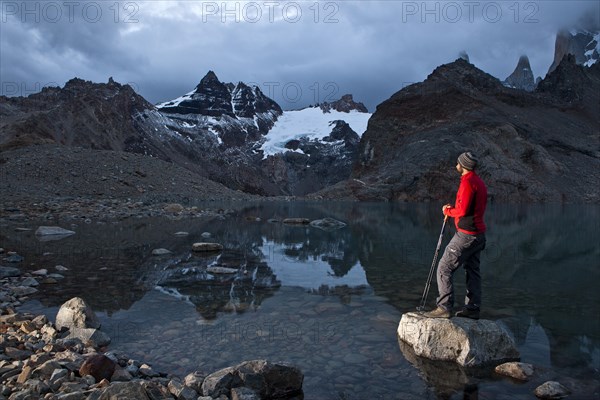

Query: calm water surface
left=3, top=202, right=599, bottom=399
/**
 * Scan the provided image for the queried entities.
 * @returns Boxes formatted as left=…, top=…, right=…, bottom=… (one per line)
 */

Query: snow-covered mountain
left=154, top=73, right=372, bottom=195
left=157, top=71, right=282, bottom=147
left=548, top=29, right=600, bottom=75
left=260, top=105, right=371, bottom=157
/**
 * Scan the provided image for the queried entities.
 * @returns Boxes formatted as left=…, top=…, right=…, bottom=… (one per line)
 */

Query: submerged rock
left=206, top=266, right=238, bottom=274
left=151, top=248, right=172, bottom=256
left=495, top=361, right=534, bottom=381
left=35, top=226, right=76, bottom=236
left=282, top=218, right=310, bottom=225
left=397, top=312, right=519, bottom=367
left=534, top=381, right=571, bottom=399
left=309, top=217, right=347, bottom=231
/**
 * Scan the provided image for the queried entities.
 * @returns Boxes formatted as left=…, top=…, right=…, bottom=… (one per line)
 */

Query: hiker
left=424, top=152, right=487, bottom=319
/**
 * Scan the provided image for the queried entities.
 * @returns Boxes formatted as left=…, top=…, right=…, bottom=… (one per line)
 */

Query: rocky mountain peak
left=548, top=29, right=600, bottom=74
left=198, top=70, right=220, bottom=86
left=320, top=94, right=368, bottom=113
left=504, top=55, right=536, bottom=91
left=426, top=58, right=504, bottom=93
left=537, top=53, right=600, bottom=109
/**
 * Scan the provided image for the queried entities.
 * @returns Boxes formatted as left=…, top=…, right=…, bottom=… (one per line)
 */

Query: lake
left=4, top=201, right=599, bottom=399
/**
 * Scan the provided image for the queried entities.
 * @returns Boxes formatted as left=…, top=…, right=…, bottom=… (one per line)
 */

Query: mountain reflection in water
left=4, top=201, right=599, bottom=399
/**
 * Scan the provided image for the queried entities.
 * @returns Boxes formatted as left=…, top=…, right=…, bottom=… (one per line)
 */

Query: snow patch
left=260, top=107, right=371, bottom=157
left=156, top=89, right=195, bottom=109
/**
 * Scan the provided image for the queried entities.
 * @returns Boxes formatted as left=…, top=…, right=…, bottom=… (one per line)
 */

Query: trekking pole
left=416, top=215, right=448, bottom=312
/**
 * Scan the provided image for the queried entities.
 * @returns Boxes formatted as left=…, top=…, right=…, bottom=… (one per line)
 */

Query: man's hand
left=442, top=204, right=451, bottom=214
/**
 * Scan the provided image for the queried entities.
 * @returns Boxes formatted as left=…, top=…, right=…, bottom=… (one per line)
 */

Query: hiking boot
left=422, top=307, right=451, bottom=319
left=455, top=308, right=480, bottom=320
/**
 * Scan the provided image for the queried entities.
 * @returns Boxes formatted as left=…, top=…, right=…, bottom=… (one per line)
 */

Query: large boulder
left=397, top=312, right=519, bottom=367
left=55, top=297, right=101, bottom=330
left=201, top=360, right=303, bottom=399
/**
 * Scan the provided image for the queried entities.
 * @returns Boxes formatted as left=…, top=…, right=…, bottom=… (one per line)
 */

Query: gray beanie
left=458, top=152, right=478, bottom=170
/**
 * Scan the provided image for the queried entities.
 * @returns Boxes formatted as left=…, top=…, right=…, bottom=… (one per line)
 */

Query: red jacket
left=444, top=171, right=487, bottom=235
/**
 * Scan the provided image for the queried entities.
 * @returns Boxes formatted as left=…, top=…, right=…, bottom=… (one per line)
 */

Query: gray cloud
left=1, top=0, right=598, bottom=111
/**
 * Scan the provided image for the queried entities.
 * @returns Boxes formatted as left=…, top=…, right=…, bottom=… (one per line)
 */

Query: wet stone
left=151, top=248, right=172, bottom=256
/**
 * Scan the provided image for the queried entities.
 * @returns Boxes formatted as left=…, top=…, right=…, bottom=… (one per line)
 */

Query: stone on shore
left=0, top=265, right=21, bottom=278
left=163, top=203, right=184, bottom=213
left=397, top=312, right=519, bottom=367
left=534, top=381, right=571, bottom=399
left=89, top=381, right=150, bottom=400
left=168, top=379, right=198, bottom=400
left=11, top=286, right=38, bottom=296
left=65, top=327, right=111, bottom=348
left=183, top=371, right=205, bottom=393
left=79, top=354, right=116, bottom=382
left=55, top=297, right=101, bottom=330
left=495, top=361, right=534, bottom=381
left=201, top=360, right=303, bottom=398
left=35, top=226, right=76, bottom=236
left=192, top=243, right=224, bottom=252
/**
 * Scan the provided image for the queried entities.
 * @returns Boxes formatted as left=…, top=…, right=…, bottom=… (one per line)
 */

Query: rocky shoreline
left=0, top=266, right=304, bottom=400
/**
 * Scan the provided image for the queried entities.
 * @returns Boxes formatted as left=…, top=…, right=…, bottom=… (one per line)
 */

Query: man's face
left=456, top=163, right=463, bottom=174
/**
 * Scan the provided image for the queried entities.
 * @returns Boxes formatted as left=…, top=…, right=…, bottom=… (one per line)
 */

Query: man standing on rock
left=424, top=152, right=487, bottom=319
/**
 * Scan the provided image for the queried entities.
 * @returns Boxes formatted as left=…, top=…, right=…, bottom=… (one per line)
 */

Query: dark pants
left=436, top=231, right=486, bottom=311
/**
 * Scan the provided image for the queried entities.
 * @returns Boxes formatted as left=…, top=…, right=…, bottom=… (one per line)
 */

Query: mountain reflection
left=4, top=201, right=599, bottom=377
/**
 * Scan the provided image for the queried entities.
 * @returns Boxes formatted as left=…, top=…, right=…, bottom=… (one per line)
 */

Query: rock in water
left=206, top=266, right=238, bottom=274
left=35, top=226, right=76, bottom=236
left=534, top=381, right=571, bottom=399
left=397, top=312, right=519, bottom=367
left=192, top=243, right=223, bottom=252
left=309, top=217, right=347, bottom=231
left=282, top=218, right=310, bottom=225
left=55, top=297, right=101, bottom=330
left=495, top=361, right=534, bottom=381
left=151, top=248, right=172, bottom=256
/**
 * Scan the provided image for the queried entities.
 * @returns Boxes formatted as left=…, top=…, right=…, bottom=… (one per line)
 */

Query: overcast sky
left=1, top=1, right=598, bottom=111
